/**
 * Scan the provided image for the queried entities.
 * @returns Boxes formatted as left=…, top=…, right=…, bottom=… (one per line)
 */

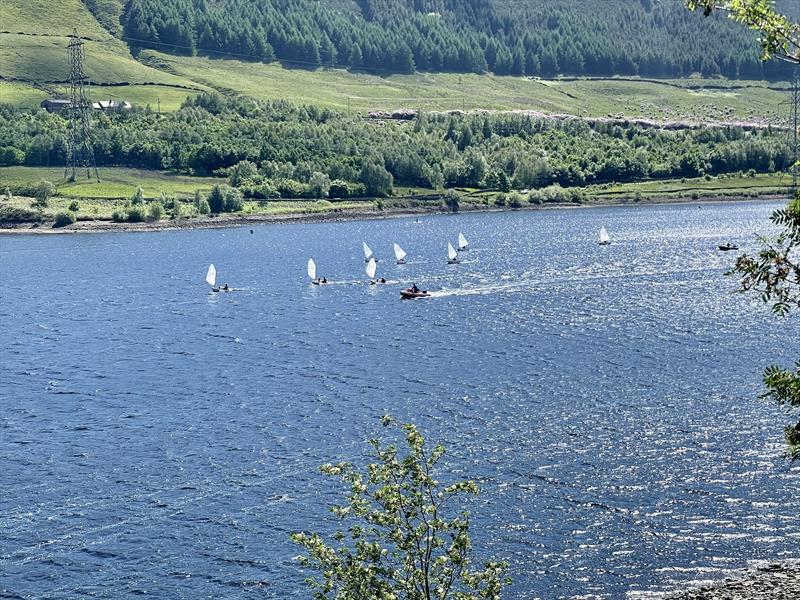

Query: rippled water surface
left=2, top=201, right=798, bottom=599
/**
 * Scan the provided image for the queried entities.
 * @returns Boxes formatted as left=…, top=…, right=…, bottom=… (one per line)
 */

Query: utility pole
left=65, top=30, right=99, bottom=182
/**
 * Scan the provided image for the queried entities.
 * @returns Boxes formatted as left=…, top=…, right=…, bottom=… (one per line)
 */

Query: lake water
left=1, top=201, right=798, bottom=599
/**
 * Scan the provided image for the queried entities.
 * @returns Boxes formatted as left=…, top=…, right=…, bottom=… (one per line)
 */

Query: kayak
left=400, top=289, right=431, bottom=299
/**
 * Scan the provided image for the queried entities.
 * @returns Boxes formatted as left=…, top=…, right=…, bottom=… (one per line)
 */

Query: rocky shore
left=665, top=562, right=800, bottom=600
left=0, top=194, right=785, bottom=235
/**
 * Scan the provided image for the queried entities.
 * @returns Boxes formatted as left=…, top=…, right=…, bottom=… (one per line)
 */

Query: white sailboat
left=447, top=242, right=459, bottom=264
left=598, top=227, right=611, bottom=246
left=308, top=258, right=326, bottom=284
left=458, top=232, right=469, bottom=251
left=366, top=257, right=377, bottom=283
left=307, top=258, right=317, bottom=280
left=363, top=242, right=375, bottom=263
left=393, top=243, right=407, bottom=264
left=206, top=264, right=218, bottom=291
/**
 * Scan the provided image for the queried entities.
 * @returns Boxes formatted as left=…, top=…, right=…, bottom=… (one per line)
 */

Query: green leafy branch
left=291, top=415, right=509, bottom=599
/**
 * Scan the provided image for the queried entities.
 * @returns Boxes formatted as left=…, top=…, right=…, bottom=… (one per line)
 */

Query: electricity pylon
left=65, top=30, right=99, bottom=182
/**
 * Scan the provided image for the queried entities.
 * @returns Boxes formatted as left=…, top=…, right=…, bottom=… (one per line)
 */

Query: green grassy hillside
left=0, top=0, right=791, bottom=124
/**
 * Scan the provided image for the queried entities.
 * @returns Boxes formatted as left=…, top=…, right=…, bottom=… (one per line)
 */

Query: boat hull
left=400, top=290, right=430, bottom=299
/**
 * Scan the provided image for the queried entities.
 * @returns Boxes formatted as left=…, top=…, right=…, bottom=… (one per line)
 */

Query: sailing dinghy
left=308, top=258, right=327, bottom=284
left=206, top=264, right=219, bottom=292
left=366, top=257, right=377, bottom=284
left=598, top=227, right=611, bottom=246
left=458, top=232, right=469, bottom=251
left=363, top=242, right=376, bottom=263
left=393, top=243, right=407, bottom=264
left=447, top=242, right=459, bottom=264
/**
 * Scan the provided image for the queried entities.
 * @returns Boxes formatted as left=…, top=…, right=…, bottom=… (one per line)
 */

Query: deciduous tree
left=291, top=416, right=509, bottom=599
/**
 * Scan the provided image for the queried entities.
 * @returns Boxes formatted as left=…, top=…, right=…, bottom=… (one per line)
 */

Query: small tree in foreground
left=729, top=196, right=800, bottom=460
left=291, top=416, right=509, bottom=600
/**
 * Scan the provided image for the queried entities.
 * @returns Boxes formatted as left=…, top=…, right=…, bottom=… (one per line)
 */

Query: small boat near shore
left=718, top=243, right=739, bottom=251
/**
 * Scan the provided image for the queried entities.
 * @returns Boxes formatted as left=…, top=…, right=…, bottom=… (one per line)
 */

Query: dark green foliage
left=68, top=200, right=80, bottom=212
left=147, top=201, right=164, bottom=221
left=126, top=205, right=147, bottom=222
left=208, top=183, right=244, bottom=212
left=118, top=0, right=795, bottom=79
left=52, top=211, right=76, bottom=227
left=359, top=161, right=393, bottom=197
left=0, top=100, right=792, bottom=196
left=0, top=206, right=43, bottom=224
left=33, top=180, right=56, bottom=208
left=730, top=196, right=800, bottom=460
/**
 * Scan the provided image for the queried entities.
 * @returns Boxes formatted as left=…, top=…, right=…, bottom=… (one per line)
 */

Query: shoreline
left=661, top=561, right=800, bottom=600
left=0, top=193, right=787, bottom=235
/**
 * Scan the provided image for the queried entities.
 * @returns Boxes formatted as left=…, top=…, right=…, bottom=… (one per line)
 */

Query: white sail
left=458, top=232, right=469, bottom=250
left=366, top=257, right=377, bottom=279
left=307, top=258, right=316, bottom=280
left=599, top=227, right=611, bottom=245
left=448, top=242, right=458, bottom=261
left=206, top=264, right=216, bottom=287
left=393, top=243, right=407, bottom=262
left=363, top=242, right=373, bottom=261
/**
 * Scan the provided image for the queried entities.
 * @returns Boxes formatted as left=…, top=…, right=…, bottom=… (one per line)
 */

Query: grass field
left=0, top=166, right=219, bottom=199
left=585, top=172, right=792, bottom=198
left=143, top=51, right=790, bottom=123
left=0, top=0, right=115, bottom=40
left=0, top=35, right=202, bottom=88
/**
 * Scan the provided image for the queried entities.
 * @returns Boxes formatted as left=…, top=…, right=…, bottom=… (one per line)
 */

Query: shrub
left=68, top=200, right=80, bottom=212
left=208, top=184, right=244, bottom=213
left=309, top=171, right=331, bottom=198
left=130, top=187, right=145, bottom=205
left=228, top=160, right=259, bottom=187
left=127, top=205, right=146, bottom=222
left=691, top=191, right=700, bottom=200
left=147, top=202, right=164, bottom=222
left=52, top=211, right=76, bottom=228
left=495, top=193, right=507, bottom=206
left=111, top=209, right=127, bottom=222
left=33, top=180, right=56, bottom=208
left=443, top=188, right=460, bottom=212
left=508, top=192, right=524, bottom=208
left=528, top=190, right=544, bottom=205
left=0, top=206, right=43, bottom=224
left=194, top=190, right=211, bottom=215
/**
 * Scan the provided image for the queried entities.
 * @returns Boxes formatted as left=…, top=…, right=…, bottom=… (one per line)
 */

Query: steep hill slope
left=0, top=0, right=205, bottom=109
left=0, top=0, right=792, bottom=122
left=119, top=0, right=796, bottom=79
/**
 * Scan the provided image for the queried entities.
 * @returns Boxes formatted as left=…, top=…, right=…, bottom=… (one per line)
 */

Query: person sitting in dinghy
left=411, top=283, right=419, bottom=293
left=379, top=278, right=386, bottom=284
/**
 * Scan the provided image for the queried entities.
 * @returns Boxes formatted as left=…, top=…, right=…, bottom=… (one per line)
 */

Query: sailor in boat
left=379, top=278, right=386, bottom=284
left=411, top=283, right=420, bottom=294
